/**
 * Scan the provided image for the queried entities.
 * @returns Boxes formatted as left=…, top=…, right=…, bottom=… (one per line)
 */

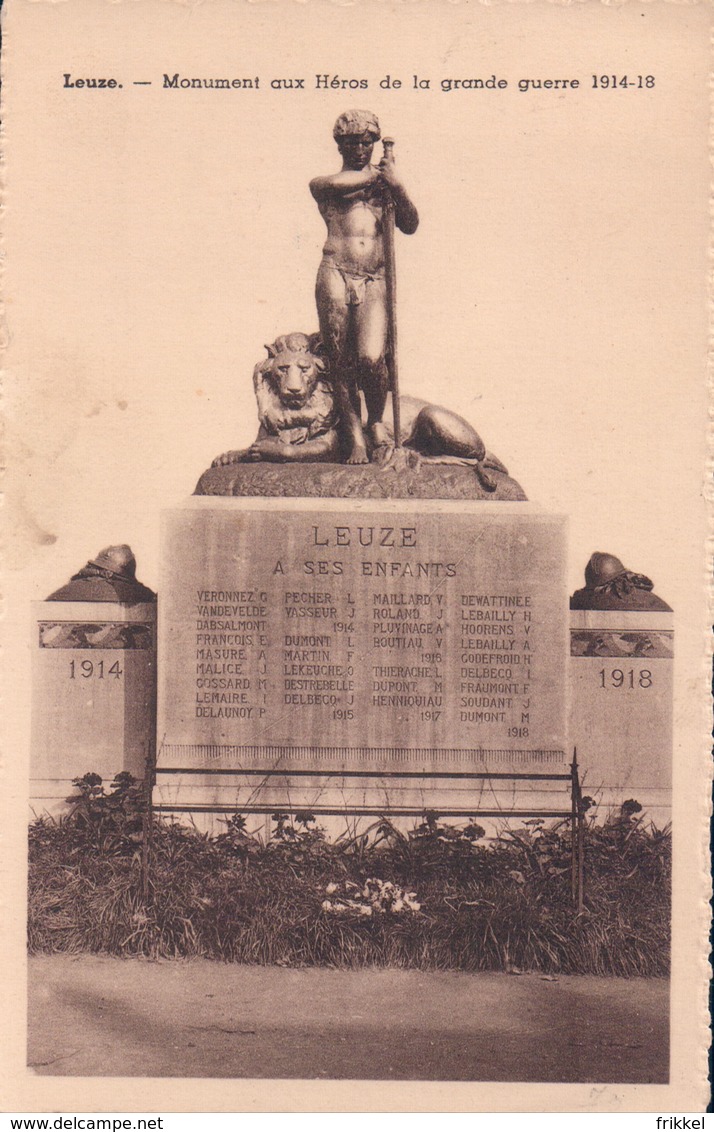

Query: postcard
left=2, top=0, right=711, bottom=1113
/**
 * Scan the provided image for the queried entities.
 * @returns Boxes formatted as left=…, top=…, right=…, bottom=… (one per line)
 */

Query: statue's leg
left=316, top=264, right=368, bottom=464
left=339, top=365, right=369, bottom=464
left=349, top=383, right=362, bottom=420
left=411, top=405, right=486, bottom=462
left=355, top=280, right=390, bottom=452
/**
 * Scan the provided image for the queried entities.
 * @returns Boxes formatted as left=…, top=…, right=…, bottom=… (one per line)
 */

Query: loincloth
left=321, top=259, right=385, bottom=306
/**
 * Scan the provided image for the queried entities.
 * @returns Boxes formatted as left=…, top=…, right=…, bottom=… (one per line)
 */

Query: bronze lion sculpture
left=213, top=333, right=339, bottom=465
left=212, top=332, right=505, bottom=491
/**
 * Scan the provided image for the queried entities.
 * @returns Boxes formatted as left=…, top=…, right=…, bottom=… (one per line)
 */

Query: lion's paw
left=212, top=450, right=244, bottom=467
left=370, top=443, right=395, bottom=468
left=475, top=463, right=498, bottom=493
left=372, top=446, right=420, bottom=474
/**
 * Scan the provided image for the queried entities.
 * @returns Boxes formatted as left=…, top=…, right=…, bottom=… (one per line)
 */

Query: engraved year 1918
left=599, top=668, right=653, bottom=689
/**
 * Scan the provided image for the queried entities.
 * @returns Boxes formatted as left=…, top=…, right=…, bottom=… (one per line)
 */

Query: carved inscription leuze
left=159, top=505, right=567, bottom=768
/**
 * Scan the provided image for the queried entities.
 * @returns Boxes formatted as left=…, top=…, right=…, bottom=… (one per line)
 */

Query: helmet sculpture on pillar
left=88, top=545, right=138, bottom=580
left=47, top=545, right=155, bottom=603
left=570, top=552, right=671, bottom=611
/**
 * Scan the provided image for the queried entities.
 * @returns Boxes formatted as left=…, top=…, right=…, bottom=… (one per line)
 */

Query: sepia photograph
left=2, top=0, right=711, bottom=1113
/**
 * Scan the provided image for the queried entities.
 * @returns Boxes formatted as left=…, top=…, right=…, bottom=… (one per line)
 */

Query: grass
left=27, top=774, right=671, bottom=976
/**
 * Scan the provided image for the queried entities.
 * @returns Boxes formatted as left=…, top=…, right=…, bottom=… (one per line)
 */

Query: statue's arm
left=393, top=192, right=416, bottom=234
left=377, top=159, right=419, bottom=235
left=393, top=188, right=419, bottom=236
left=310, top=167, right=379, bottom=203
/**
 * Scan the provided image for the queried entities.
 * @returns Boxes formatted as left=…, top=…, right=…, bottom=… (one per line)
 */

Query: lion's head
left=254, top=333, right=337, bottom=440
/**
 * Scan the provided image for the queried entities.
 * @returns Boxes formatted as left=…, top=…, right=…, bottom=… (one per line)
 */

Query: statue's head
left=88, top=544, right=137, bottom=580
left=333, top=110, right=380, bottom=169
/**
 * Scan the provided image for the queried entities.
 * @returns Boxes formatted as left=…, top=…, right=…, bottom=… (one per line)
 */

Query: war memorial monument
left=31, top=110, right=672, bottom=838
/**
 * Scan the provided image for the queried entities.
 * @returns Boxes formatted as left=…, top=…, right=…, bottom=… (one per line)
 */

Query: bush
left=28, top=777, right=670, bottom=975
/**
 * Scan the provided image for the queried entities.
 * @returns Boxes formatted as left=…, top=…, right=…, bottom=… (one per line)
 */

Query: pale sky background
left=4, top=0, right=710, bottom=606
left=2, top=0, right=712, bottom=1111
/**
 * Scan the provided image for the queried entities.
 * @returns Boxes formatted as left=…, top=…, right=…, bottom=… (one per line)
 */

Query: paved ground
left=28, top=956, right=669, bottom=1082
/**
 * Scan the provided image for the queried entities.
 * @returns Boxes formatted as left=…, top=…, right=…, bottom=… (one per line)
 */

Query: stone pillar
left=30, top=601, right=157, bottom=816
left=569, top=558, right=673, bottom=826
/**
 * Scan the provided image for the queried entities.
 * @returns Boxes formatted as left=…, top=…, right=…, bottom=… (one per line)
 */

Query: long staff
left=381, top=137, right=401, bottom=448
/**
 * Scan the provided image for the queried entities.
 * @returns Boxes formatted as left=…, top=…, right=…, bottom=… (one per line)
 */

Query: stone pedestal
left=157, top=498, right=568, bottom=819
left=31, top=601, right=156, bottom=814
left=195, top=458, right=527, bottom=502
left=569, top=609, right=673, bottom=824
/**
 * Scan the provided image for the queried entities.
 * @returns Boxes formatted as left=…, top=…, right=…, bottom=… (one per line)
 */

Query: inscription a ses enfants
left=190, top=521, right=536, bottom=741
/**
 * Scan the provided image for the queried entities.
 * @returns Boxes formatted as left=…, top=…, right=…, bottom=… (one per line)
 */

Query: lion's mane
left=253, top=332, right=338, bottom=443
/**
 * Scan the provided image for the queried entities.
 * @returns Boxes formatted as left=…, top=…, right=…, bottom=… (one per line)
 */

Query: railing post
left=140, top=742, right=155, bottom=902
left=570, top=750, right=578, bottom=905
left=571, top=749, right=585, bottom=913
left=576, top=784, right=585, bottom=915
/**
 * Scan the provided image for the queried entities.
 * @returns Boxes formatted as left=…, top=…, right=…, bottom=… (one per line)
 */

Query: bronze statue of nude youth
left=310, top=110, right=418, bottom=464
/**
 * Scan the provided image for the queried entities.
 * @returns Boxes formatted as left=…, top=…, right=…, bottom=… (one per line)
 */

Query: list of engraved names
left=186, top=517, right=540, bottom=749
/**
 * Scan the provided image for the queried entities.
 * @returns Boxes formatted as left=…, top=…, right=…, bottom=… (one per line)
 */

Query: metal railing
left=145, top=751, right=587, bottom=910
